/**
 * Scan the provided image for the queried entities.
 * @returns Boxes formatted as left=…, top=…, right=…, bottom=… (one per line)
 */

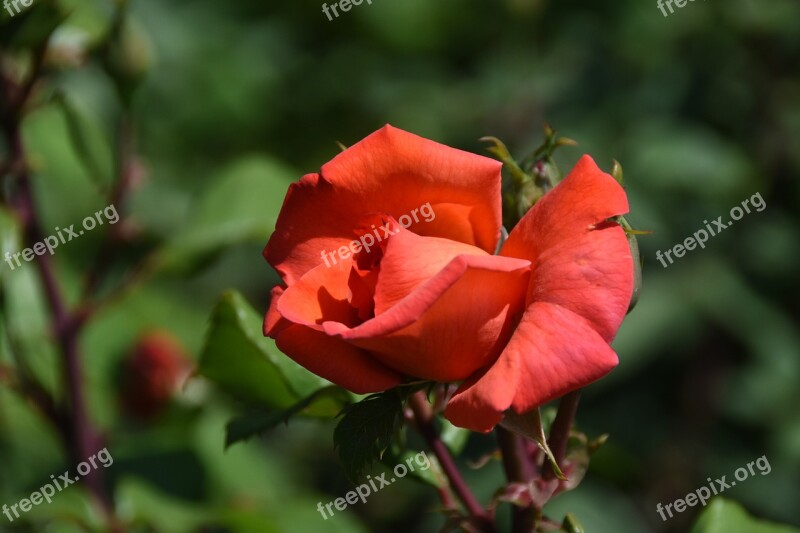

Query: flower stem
left=542, top=390, right=581, bottom=481
left=408, top=392, right=496, bottom=532
left=496, top=426, right=538, bottom=532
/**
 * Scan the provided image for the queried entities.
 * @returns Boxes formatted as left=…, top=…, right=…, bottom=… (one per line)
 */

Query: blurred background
left=1, top=0, right=798, bottom=531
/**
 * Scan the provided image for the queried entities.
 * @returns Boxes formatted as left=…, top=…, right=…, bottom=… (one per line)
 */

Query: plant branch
left=81, top=116, right=136, bottom=301
left=0, top=53, right=114, bottom=519
left=408, top=392, right=496, bottom=532
left=6, top=124, right=109, bottom=503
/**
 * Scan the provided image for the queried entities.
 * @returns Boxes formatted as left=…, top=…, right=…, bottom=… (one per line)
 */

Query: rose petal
left=324, top=229, right=531, bottom=382
left=265, top=125, right=503, bottom=284
left=276, top=259, right=361, bottom=331
left=372, top=223, right=491, bottom=315
left=501, top=155, right=633, bottom=342
left=444, top=302, right=619, bottom=432
left=271, top=324, right=403, bottom=394
left=264, top=285, right=288, bottom=336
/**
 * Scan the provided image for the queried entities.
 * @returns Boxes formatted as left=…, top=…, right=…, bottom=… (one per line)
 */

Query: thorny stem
left=408, top=392, right=496, bottom=533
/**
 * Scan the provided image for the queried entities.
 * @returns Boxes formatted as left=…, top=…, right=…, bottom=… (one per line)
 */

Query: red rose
left=264, top=125, right=633, bottom=432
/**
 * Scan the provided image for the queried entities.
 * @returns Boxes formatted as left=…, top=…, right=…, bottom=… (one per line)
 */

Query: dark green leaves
left=334, top=389, right=406, bottom=482
left=226, top=386, right=350, bottom=448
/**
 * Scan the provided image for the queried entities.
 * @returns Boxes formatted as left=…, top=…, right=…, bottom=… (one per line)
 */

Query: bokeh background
left=1, top=0, right=799, bottom=531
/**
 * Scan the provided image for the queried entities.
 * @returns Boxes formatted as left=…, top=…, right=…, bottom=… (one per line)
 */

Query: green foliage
left=690, top=499, right=800, bottom=533
left=198, top=290, right=328, bottom=406
left=0, top=1, right=66, bottom=49
left=561, top=513, right=585, bottom=533
left=439, top=417, right=471, bottom=455
left=153, top=156, right=296, bottom=275
left=334, top=389, right=407, bottom=482
left=226, top=386, right=350, bottom=448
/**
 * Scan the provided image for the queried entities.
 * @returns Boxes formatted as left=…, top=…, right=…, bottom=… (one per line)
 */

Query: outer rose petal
left=265, top=267, right=403, bottom=393
left=264, top=285, right=288, bottom=336
left=265, top=125, right=503, bottom=284
left=444, top=302, right=619, bottom=432
left=271, top=324, right=403, bottom=394
left=500, top=155, right=633, bottom=342
left=324, top=228, right=531, bottom=382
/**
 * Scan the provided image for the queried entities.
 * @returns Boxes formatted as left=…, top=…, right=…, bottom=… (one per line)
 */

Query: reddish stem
left=408, top=392, right=496, bottom=532
left=542, top=390, right=581, bottom=481
left=1, top=59, right=115, bottom=522
left=496, top=426, right=537, bottom=531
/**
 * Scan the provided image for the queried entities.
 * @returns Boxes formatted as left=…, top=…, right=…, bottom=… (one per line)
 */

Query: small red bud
left=120, top=331, right=193, bottom=421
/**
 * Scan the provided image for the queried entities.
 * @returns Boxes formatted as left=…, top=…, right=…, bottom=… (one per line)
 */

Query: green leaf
left=198, top=290, right=328, bottom=407
left=116, top=479, right=211, bottom=533
left=611, top=159, right=624, bottom=185
left=618, top=216, right=643, bottom=313
left=334, top=389, right=406, bottom=482
left=226, top=386, right=351, bottom=448
left=0, top=207, right=20, bottom=282
left=499, top=408, right=567, bottom=480
left=440, top=417, right=471, bottom=455
left=690, top=499, right=800, bottom=533
left=381, top=449, right=444, bottom=488
left=0, top=207, right=60, bottom=396
left=480, top=136, right=530, bottom=186
left=561, top=513, right=586, bottom=533
left=153, top=156, right=295, bottom=275
left=52, top=91, right=111, bottom=193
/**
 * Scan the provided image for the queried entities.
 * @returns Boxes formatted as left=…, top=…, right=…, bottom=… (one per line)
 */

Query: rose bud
left=120, top=331, right=193, bottom=421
